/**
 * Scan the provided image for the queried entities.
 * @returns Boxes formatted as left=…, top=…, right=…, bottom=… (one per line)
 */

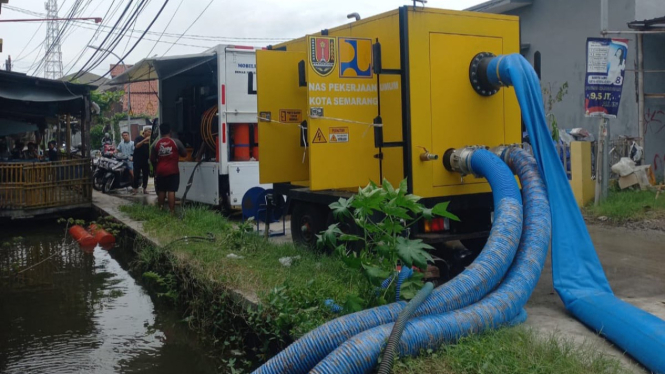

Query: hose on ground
left=252, top=149, right=523, bottom=374
left=376, top=282, right=434, bottom=374
left=488, top=53, right=665, bottom=373
left=309, top=148, right=550, bottom=374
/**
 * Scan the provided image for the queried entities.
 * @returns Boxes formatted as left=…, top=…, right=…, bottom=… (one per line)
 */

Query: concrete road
left=526, top=224, right=665, bottom=373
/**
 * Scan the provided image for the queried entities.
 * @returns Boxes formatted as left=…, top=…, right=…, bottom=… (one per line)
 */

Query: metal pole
left=600, top=0, right=608, bottom=34
left=595, top=119, right=603, bottom=205
left=603, top=119, right=610, bottom=200
left=637, top=33, right=645, bottom=147
left=66, top=114, right=71, bottom=154
left=595, top=117, right=609, bottom=205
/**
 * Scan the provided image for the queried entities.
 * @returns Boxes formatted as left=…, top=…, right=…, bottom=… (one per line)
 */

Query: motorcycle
left=94, top=152, right=133, bottom=193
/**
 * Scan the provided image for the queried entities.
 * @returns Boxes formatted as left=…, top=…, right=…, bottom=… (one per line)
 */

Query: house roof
left=628, top=15, right=665, bottom=30
left=466, top=0, right=533, bottom=14
left=0, top=70, right=94, bottom=102
left=109, top=50, right=216, bottom=85
left=60, top=71, right=109, bottom=87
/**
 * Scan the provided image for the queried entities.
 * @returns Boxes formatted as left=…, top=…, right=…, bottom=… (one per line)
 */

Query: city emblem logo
left=339, top=37, right=373, bottom=78
left=309, top=37, right=336, bottom=77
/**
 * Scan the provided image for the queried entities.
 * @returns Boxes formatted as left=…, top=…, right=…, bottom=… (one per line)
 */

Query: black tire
left=92, top=172, right=104, bottom=191
left=291, top=202, right=328, bottom=249
left=101, top=175, right=115, bottom=194
left=326, top=211, right=363, bottom=253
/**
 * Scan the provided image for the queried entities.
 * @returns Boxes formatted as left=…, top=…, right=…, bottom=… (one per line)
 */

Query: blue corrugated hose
left=488, top=54, right=665, bottom=373
left=251, top=149, right=523, bottom=374
left=310, top=148, right=550, bottom=374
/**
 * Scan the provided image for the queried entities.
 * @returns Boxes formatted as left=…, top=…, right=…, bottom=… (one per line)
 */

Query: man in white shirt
left=116, top=131, right=135, bottom=180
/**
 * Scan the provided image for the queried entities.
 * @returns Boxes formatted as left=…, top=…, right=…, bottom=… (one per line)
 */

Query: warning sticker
left=312, top=128, right=327, bottom=143
left=328, top=127, right=349, bottom=143
left=279, top=109, right=302, bottom=123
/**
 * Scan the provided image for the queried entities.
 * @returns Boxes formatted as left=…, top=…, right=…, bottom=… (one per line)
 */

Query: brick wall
left=110, top=64, right=159, bottom=118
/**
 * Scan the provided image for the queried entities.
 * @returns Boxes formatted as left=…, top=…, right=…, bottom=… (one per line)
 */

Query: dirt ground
left=525, top=224, right=665, bottom=373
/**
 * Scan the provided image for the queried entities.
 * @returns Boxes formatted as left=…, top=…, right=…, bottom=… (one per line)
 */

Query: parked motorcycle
left=94, top=152, right=133, bottom=193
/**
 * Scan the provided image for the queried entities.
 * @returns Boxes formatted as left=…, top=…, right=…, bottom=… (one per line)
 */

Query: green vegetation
left=120, top=203, right=366, bottom=355
left=394, top=327, right=631, bottom=374
left=319, top=178, right=458, bottom=305
left=119, top=203, right=631, bottom=374
left=584, top=189, right=665, bottom=222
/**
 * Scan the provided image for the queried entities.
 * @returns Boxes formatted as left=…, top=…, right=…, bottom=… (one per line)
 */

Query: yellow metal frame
left=258, top=6, right=520, bottom=199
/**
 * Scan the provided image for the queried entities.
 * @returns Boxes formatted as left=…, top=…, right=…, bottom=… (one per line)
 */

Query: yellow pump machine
left=256, top=6, right=521, bottom=263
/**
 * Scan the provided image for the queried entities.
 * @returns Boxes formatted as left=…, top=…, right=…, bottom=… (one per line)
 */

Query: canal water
left=0, top=220, right=219, bottom=374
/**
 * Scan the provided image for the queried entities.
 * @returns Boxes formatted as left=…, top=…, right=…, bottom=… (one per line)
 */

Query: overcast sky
left=1, top=0, right=486, bottom=78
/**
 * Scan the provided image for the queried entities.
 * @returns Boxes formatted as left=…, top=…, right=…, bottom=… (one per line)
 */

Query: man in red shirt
left=150, top=123, right=187, bottom=214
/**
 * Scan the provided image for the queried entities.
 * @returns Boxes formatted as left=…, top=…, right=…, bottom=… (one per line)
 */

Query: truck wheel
left=291, top=202, right=328, bottom=249
left=326, top=211, right=363, bottom=253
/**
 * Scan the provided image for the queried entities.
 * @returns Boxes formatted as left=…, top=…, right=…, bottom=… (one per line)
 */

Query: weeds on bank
left=120, top=203, right=368, bottom=363
left=394, top=327, right=631, bottom=374
left=584, top=189, right=665, bottom=222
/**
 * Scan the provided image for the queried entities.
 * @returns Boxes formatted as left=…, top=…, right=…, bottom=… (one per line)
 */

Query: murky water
left=0, top=221, right=218, bottom=374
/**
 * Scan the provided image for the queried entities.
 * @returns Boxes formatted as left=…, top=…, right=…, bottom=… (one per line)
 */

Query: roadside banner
left=584, top=37, right=629, bottom=118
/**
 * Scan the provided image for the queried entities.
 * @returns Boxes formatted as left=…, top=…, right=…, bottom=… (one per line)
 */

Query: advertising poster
left=584, top=37, right=629, bottom=118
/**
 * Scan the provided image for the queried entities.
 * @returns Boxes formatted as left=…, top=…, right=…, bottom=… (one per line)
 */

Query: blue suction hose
left=309, top=148, right=550, bottom=374
left=487, top=53, right=665, bottom=373
left=252, top=149, right=523, bottom=374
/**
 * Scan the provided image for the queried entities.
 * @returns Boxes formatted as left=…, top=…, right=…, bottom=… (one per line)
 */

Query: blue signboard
left=584, top=37, right=629, bottom=118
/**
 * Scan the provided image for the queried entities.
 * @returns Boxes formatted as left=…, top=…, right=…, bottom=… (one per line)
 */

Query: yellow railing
left=0, top=158, right=92, bottom=210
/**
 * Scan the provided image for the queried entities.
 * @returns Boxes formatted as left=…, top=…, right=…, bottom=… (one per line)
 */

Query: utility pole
left=44, top=0, right=63, bottom=79
left=5, top=55, right=11, bottom=71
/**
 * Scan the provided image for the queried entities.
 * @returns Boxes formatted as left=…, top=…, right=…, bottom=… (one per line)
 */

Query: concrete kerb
left=92, top=191, right=259, bottom=307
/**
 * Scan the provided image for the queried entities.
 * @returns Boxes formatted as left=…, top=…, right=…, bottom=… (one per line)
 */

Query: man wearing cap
left=132, top=126, right=152, bottom=194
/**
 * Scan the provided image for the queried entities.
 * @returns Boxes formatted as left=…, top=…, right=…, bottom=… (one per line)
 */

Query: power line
left=62, top=0, right=124, bottom=74
left=6, top=4, right=292, bottom=42
left=73, top=0, right=137, bottom=78
left=145, top=0, right=183, bottom=57
left=75, top=0, right=156, bottom=78
left=85, top=0, right=171, bottom=83
left=161, top=0, right=215, bottom=56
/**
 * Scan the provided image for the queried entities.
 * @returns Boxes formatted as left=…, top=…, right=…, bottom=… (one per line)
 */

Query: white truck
left=110, top=45, right=269, bottom=210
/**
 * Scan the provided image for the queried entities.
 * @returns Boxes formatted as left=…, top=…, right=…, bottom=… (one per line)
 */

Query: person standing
left=150, top=123, right=186, bottom=214
left=47, top=141, right=58, bottom=161
left=116, top=131, right=135, bottom=181
left=132, top=126, right=152, bottom=195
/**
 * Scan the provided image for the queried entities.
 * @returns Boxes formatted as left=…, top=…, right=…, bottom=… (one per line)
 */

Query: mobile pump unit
left=111, top=44, right=268, bottom=210
left=256, top=6, right=522, bottom=273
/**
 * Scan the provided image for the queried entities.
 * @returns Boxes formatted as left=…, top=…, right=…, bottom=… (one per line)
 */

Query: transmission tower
left=43, top=0, right=63, bottom=79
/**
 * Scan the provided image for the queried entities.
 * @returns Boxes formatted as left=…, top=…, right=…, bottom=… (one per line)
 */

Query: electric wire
left=84, top=0, right=170, bottom=84
left=76, top=0, right=151, bottom=77
left=161, top=0, right=215, bottom=57
left=31, top=0, right=88, bottom=76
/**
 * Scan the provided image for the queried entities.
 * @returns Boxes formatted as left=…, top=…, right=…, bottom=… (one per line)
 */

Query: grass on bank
left=584, top=189, right=665, bottom=222
left=394, top=327, right=632, bottom=374
left=120, top=204, right=633, bottom=374
left=120, top=203, right=366, bottom=337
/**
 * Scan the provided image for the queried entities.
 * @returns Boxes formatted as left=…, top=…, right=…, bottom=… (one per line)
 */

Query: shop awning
left=109, top=50, right=217, bottom=85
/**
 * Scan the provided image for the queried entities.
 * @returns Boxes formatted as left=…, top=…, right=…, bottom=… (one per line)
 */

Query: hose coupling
left=443, top=146, right=482, bottom=176
left=490, top=144, right=521, bottom=163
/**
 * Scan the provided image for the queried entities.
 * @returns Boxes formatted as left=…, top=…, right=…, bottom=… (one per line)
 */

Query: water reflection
left=0, top=223, right=217, bottom=374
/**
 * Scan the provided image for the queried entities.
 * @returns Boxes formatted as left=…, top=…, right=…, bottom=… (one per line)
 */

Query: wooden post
left=81, top=96, right=91, bottom=158
left=66, top=114, right=71, bottom=154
